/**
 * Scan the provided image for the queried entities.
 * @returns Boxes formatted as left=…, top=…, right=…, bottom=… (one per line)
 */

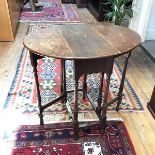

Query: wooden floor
left=0, top=7, right=155, bottom=155
left=141, top=41, right=155, bottom=61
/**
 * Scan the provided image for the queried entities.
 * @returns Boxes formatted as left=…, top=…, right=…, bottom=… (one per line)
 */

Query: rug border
left=4, top=48, right=26, bottom=109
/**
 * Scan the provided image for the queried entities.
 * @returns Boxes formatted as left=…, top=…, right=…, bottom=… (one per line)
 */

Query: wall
left=145, top=0, right=155, bottom=40
left=129, top=0, right=153, bottom=42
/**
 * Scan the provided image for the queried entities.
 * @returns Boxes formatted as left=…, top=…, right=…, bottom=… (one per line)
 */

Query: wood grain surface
left=24, top=23, right=141, bottom=59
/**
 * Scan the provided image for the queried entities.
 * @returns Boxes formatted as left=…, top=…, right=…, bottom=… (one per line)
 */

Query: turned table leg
left=100, top=72, right=112, bottom=131
left=29, top=52, right=44, bottom=125
left=83, top=74, right=87, bottom=99
left=73, top=60, right=79, bottom=140
left=61, top=60, right=67, bottom=103
left=96, top=71, right=104, bottom=114
left=116, top=51, right=131, bottom=111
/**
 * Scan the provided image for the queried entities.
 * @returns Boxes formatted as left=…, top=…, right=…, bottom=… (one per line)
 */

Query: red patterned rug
left=4, top=121, right=136, bottom=155
left=4, top=47, right=143, bottom=115
left=20, top=0, right=81, bottom=23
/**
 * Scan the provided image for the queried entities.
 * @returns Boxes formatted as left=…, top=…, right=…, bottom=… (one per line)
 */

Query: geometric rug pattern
left=20, top=0, right=81, bottom=23
left=4, top=121, right=136, bottom=155
left=4, top=47, right=143, bottom=116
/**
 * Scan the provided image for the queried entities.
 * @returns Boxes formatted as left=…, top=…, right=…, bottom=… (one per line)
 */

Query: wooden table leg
left=83, top=74, right=87, bottom=99
left=96, top=71, right=104, bottom=114
left=61, top=60, right=67, bottom=103
left=29, top=52, right=44, bottom=125
left=73, top=77, right=79, bottom=140
left=73, top=60, right=80, bottom=140
left=116, top=51, right=131, bottom=111
left=100, top=72, right=111, bottom=130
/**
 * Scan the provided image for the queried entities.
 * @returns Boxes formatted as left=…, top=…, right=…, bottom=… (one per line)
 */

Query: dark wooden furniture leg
left=96, top=71, right=104, bottom=114
left=29, top=53, right=68, bottom=126
left=147, top=86, right=155, bottom=119
left=61, top=60, right=67, bottom=103
left=61, top=60, right=64, bottom=95
left=73, top=60, right=79, bottom=140
left=83, top=74, right=87, bottom=99
left=24, top=0, right=43, bottom=11
left=29, top=52, right=44, bottom=125
left=100, top=72, right=112, bottom=130
left=116, top=51, right=131, bottom=111
left=29, top=0, right=43, bottom=11
left=72, top=58, right=115, bottom=138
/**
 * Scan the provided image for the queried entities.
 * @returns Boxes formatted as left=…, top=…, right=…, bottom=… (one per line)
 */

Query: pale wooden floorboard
left=0, top=7, right=155, bottom=155
left=0, top=24, right=29, bottom=109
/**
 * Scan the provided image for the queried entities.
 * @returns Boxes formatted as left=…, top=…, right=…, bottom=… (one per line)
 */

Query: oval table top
left=23, top=23, right=141, bottom=60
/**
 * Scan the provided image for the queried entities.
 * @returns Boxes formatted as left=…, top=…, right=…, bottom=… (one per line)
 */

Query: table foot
left=116, top=104, right=120, bottom=112
left=73, top=120, right=79, bottom=140
left=100, top=116, right=106, bottom=132
left=33, top=6, right=43, bottom=11
left=29, top=0, right=43, bottom=11
left=39, top=114, right=44, bottom=125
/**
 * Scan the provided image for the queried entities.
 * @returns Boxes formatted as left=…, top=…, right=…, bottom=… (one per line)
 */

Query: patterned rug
left=20, top=0, right=81, bottom=22
left=3, top=121, right=136, bottom=155
left=4, top=47, right=143, bottom=115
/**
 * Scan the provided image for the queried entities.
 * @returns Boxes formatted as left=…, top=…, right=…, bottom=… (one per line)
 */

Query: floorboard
left=141, top=41, right=155, bottom=61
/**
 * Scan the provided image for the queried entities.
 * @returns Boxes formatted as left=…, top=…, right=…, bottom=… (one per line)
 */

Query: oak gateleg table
left=23, top=23, right=141, bottom=140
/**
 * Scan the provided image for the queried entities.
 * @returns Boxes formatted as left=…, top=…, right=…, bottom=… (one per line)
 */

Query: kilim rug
left=3, top=121, right=136, bottom=155
left=4, top=47, right=143, bottom=114
left=20, top=0, right=81, bottom=22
